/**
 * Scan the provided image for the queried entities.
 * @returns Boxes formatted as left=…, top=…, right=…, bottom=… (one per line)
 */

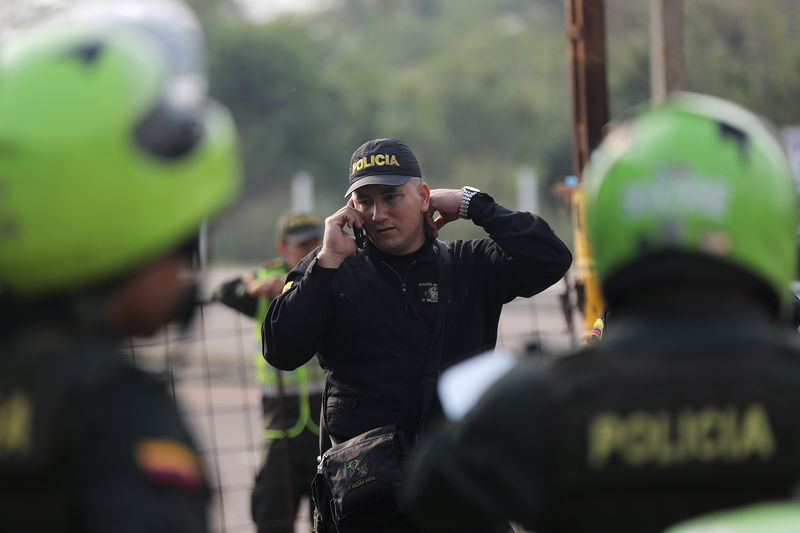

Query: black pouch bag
left=312, top=241, right=452, bottom=533
left=316, top=424, right=419, bottom=532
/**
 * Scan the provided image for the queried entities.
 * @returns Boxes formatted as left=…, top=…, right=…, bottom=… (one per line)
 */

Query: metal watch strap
left=459, top=186, right=480, bottom=219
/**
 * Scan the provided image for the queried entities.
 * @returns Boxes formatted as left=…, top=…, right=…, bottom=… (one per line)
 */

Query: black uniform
left=0, top=321, right=209, bottom=533
left=405, top=299, right=800, bottom=533
left=263, top=193, right=572, bottom=448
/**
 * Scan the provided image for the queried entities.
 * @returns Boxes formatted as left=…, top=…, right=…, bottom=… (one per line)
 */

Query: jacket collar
left=365, top=236, right=440, bottom=264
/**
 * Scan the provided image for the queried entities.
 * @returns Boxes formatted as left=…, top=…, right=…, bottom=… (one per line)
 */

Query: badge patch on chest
left=417, top=282, right=439, bottom=303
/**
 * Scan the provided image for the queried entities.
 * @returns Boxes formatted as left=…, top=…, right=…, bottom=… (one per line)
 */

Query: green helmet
left=584, top=92, right=797, bottom=309
left=664, top=501, right=800, bottom=533
left=0, top=0, right=240, bottom=296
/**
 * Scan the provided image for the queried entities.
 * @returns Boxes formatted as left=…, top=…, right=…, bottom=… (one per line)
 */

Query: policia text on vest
left=588, top=402, right=775, bottom=468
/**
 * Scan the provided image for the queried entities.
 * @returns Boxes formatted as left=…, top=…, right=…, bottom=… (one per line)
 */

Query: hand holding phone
left=353, top=225, right=365, bottom=249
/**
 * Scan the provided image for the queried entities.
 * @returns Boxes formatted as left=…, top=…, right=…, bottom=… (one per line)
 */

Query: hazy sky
left=238, top=0, right=333, bottom=22
left=0, top=0, right=65, bottom=43
left=0, top=0, right=333, bottom=43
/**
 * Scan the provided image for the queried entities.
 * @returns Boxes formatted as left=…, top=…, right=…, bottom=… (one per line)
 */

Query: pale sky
left=0, top=0, right=67, bottom=43
left=238, top=0, right=333, bottom=22
left=0, top=0, right=334, bottom=44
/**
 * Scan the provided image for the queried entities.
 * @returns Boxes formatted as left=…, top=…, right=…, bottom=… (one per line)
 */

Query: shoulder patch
left=135, top=438, right=204, bottom=490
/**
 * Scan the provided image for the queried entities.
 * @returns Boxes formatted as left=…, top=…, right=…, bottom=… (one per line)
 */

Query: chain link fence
left=123, top=267, right=579, bottom=532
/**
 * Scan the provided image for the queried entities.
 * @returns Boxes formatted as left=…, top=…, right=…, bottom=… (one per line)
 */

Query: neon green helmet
left=584, top=92, right=797, bottom=309
left=0, top=0, right=240, bottom=295
left=664, top=501, right=800, bottom=533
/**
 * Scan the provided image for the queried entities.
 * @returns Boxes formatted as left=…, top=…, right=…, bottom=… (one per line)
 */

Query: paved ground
left=126, top=266, right=581, bottom=533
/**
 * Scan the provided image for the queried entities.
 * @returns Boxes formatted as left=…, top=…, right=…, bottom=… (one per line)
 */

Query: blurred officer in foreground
left=0, top=1, right=239, bottom=531
left=405, top=92, right=800, bottom=532
left=213, top=211, right=324, bottom=532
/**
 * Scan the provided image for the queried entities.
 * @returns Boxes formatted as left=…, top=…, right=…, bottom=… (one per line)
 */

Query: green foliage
left=194, top=0, right=800, bottom=262
left=207, top=22, right=351, bottom=194
left=604, top=0, right=800, bottom=126
left=683, top=0, right=800, bottom=125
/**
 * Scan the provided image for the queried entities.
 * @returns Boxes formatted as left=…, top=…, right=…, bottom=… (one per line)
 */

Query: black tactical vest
left=0, top=341, right=125, bottom=532
left=544, top=345, right=800, bottom=532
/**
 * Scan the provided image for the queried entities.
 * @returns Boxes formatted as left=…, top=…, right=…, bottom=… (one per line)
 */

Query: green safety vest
left=254, top=261, right=324, bottom=439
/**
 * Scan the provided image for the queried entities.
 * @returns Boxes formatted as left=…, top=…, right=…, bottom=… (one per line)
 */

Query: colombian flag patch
left=135, top=438, right=204, bottom=490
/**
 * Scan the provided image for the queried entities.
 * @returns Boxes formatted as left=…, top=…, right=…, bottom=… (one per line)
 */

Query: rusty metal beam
left=564, top=0, right=609, bottom=332
left=565, top=0, right=609, bottom=178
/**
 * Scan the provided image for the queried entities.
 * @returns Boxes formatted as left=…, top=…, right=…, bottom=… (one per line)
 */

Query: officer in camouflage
left=0, top=1, right=240, bottom=531
left=405, top=92, right=800, bottom=532
left=214, top=211, right=325, bottom=532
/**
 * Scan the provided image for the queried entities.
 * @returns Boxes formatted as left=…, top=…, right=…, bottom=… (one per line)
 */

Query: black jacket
left=262, top=193, right=572, bottom=445
left=405, top=297, right=800, bottom=533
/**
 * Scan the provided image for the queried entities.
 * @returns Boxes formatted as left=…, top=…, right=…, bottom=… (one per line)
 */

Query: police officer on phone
left=262, top=138, right=572, bottom=532
left=405, top=93, right=800, bottom=533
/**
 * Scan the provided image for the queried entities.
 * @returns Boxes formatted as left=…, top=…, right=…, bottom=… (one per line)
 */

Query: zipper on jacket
left=382, top=260, right=417, bottom=314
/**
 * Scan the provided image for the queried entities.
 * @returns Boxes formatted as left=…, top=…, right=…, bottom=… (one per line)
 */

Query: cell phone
left=354, top=225, right=365, bottom=249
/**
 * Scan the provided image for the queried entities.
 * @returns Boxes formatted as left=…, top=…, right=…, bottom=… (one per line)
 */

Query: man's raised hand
left=316, top=202, right=364, bottom=268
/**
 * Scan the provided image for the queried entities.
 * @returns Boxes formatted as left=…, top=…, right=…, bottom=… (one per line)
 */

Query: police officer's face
left=281, top=238, right=321, bottom=269
left=353, top=179, right=430, bottom=255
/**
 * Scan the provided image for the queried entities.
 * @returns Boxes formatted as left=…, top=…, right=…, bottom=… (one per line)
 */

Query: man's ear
left=419, top=181, right=431, bottom=212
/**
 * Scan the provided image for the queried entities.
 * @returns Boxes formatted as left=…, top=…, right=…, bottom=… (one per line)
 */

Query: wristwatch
left=459, top=186, right=481, bottom=219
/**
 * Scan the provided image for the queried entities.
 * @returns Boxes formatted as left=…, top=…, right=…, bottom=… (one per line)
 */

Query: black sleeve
left=79, top=366, right=210, bottom=533
left=403, top=358, right=552, bottom=532
left=600, top=304, right=611, bottom=329
left=212, top=275, right=258, bottom=318
left=262, top=252, right=337, bottom=370
left=467, top=193, right=573, bottom=304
